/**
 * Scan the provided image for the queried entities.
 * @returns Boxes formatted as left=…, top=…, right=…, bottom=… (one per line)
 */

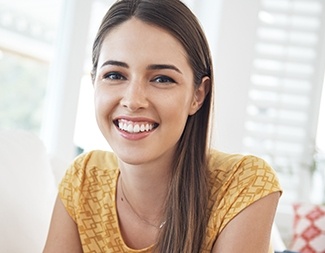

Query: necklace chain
left=120, top=178, right=166, bottom=229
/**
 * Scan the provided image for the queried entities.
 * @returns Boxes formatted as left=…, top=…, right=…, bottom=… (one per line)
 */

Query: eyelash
left=103, top=72, right=125, bottom=80
left=102, top=72, right=176, bottom=85
left=152, top=75, right=176, bottom=84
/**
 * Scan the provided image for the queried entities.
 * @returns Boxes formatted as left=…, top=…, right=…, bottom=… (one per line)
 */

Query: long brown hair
left=91, top=0, right=213, bottom=252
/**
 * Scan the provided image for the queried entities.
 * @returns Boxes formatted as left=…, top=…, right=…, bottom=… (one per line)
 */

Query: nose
left=120, top=81, right=149, bottom=111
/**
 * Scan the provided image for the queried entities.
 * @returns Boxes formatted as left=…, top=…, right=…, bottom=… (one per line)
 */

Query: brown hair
left=91, top=0, right=213, bottom=252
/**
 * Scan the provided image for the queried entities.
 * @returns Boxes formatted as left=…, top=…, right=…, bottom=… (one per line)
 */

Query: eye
left=103, top=72, right=125, bottom=80
left=152, top=75, right=176, bottom=84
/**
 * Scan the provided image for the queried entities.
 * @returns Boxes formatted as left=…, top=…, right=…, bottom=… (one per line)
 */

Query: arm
left=212, top=191, right=280, bottom=253
left=43, top=195, right=83, bottom=253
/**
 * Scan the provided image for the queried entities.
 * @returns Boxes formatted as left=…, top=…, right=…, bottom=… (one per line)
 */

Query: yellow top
left=59, top=150, right=281, bottom=252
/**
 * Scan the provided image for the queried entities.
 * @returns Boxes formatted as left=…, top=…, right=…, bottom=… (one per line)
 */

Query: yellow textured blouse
left=59, top=150, right=281, bottom=253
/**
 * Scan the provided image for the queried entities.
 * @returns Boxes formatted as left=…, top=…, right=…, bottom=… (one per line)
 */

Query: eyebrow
left=100, top=60, right=182, bottom=74
left=147, top=64, right=182, bottom=74
left=100, top=60, right=129, bottom=69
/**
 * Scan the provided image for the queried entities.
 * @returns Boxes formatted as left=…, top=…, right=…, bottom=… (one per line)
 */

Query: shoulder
left=59, top=150, right=119, bottom=221
left=65, top=150, right=118, bottom=178
left=59, top=150, right=119, bottom=198
left=73, top=150, right=118, bottom=170
left=207, top=149, right=278, bottom=185
left=207, top=149, right=281, bottom=198
left=208, top=149, right=271, bottom=170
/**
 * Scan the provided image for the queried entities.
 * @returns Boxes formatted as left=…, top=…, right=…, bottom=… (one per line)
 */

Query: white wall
left=211, top=0, right=261, bottom=153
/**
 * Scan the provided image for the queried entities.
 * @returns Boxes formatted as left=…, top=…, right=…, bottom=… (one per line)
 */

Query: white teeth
left=117, top=120, right=155, bottom=133
left=118, top=121, right=124, bottom=130
left=127, top=124, right=133, bottom=133
left=133, top=124, right=140, bottom=133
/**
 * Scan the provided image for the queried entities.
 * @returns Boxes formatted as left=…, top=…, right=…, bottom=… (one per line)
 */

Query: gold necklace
left=120, top=178, right=167, bottom=229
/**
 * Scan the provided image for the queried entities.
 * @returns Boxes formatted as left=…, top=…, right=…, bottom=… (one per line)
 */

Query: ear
left=189, top=76, right=211, bottom=115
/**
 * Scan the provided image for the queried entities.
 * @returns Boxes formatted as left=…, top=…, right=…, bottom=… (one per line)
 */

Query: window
left=242, top=0, right=325, bottom=203
left=0, top=50, right=48, bottom=133
left=0, top=0, right=62, bottom=134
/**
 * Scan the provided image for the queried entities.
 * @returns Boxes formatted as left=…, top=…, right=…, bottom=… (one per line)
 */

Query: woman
left=43, top=0, right=282, bottom=252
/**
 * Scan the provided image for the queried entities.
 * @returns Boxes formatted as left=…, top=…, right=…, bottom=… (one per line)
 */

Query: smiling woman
left=43, top=1, right=282, bottom=253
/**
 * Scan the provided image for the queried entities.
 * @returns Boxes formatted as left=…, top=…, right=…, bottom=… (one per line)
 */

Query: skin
left=94, top=17, right=208, bottom=249
left=43, top=17, right=280, bottom=253
left=212, top=192, right=279, bottom=253
left=94, top=18, right=205, bottom=167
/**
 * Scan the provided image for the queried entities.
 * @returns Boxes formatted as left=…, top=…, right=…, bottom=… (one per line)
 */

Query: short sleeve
left=220, top=155, right=281, bottom=230
left=207, top=153, right=282, bottom=238
left=58, top=152, right=91, bottom=221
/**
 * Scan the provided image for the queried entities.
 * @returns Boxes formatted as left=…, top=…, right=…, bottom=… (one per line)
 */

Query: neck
left=120, top=176, right=167, bottom=229
left=117, top=159, right=171, bottom=221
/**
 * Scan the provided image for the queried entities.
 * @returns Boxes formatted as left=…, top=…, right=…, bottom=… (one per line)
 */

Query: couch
left=0, top=129, right=63, bottom=252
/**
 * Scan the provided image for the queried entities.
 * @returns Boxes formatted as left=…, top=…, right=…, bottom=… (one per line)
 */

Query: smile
left=114, top=119, right=158, bottom=133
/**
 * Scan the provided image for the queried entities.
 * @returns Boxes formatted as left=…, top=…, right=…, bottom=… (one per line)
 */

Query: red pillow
left=289, top=203, right=325, bottom=253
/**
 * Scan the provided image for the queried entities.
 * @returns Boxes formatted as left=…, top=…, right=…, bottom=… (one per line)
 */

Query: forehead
left=98, top=17, right=190, bottom=67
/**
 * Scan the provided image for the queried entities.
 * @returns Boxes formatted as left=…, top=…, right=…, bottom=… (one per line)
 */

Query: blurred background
left=1, top=0, right=325, bottom=214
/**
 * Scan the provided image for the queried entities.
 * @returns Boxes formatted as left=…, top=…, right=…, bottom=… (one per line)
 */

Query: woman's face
left=93, top=18, right=202, bottom=166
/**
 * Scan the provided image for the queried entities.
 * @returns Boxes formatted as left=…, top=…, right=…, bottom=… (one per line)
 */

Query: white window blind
left=242, top=0, right=325, bottom=202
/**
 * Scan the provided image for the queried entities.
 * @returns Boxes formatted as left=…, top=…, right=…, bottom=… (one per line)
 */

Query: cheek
left=162, top=94, right=192, bottom=126
left=94, top=88, right=114, bottom=118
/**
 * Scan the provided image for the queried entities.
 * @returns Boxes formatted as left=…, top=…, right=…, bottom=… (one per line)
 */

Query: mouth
left=113, top=119, right=159, bottom=134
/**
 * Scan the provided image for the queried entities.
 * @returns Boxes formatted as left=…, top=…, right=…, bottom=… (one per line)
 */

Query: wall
left=210, top=0, right=261, bottom=153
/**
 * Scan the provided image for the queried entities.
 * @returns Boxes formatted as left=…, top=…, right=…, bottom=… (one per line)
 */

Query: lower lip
left=116, top=126, right=154, bottom=140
